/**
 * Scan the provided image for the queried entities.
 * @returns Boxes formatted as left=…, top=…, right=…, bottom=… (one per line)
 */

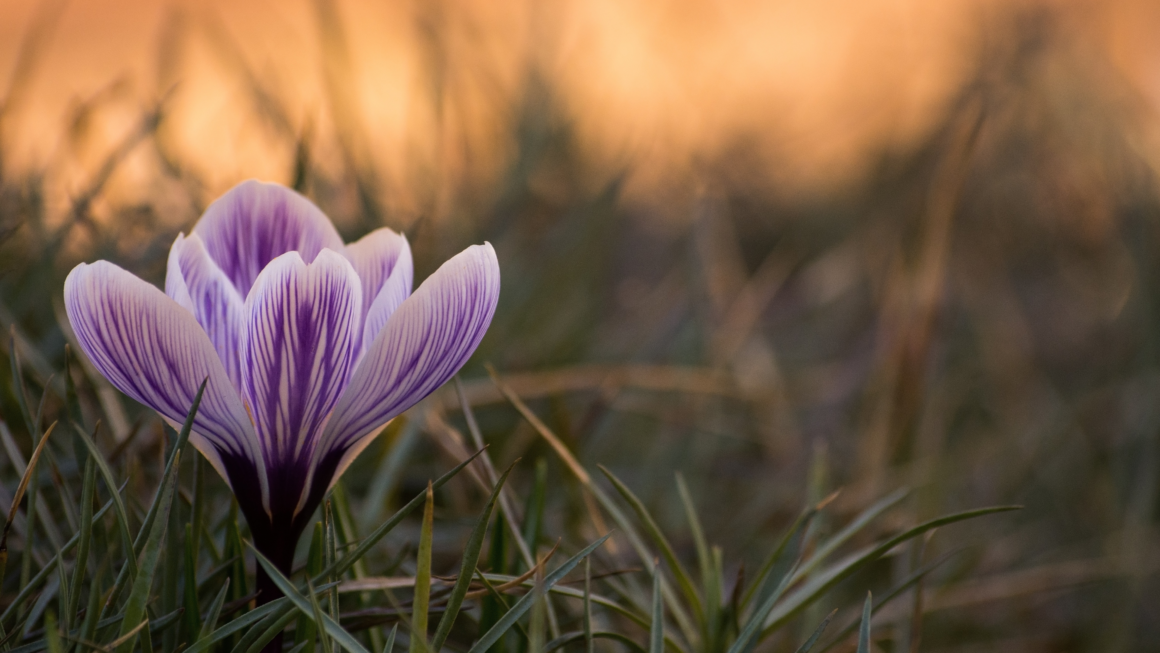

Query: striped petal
left=344, top=228, right=413, bottom=353
left=166, top=233, right=246, bottom=391
left=194, top=180, right=345, bottom=298
left=64, top=261, right=265, bottom=498
left=312, top=243, right=500, bottom=494
left=240, top=248, right=362, bottom=518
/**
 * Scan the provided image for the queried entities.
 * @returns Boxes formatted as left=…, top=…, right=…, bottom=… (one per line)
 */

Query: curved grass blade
left=410, top=483, right=434, bottom=653
left=184, top=597, right=291, bottom=653
left=468, top=533, right=612, bottom=653
left=793, top=609, right=837, bottom=653
left=0, top=491, right=118, bottom=627
left=241, top=606, right=301, bottom=653
left=0, top=421, right=56, bottom=587
left=74, top=423, right=138, bottom=592
left=599, top=466, right=702, bottom=621
left=795, top=489, right=908, bottom=583
left=67, top=457, right=96, bottom=618
left=227, top=454, right=487, bottom=647
left=297, top=523, right=324, bottom=648
left=308, top=578, right=336, bottom=653
left=431, top=464, right=515, bottom=652
left=196, top=578, right=231, bottom=643
left=384, top=623, right=398, bottom=653
left=114, top=450, right=181, bottom=653
left=760, top=506, right=1020, bottom=637
left=856, top=593, right=872, bottom=653
left=249, top=543, right=370, bottom=653
left=320, top=450, right=485, bottom=583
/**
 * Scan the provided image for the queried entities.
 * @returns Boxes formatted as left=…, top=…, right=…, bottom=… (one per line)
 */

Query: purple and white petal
left=240, top=249, right=362, bottom=516
left=318, top=243, right=500, bottom=472
left=194, top=180, right=345, bottom=298
left=344, top=228, right=413, bottom=353
left=166, top=233, right=246, bottom=391
left=64, top=262, right=265, bottom=488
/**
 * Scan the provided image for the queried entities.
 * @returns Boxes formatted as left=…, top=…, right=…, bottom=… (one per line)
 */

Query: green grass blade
left=545, top=631, right=647, bottom=653
left=521, top=458, right=547, bottom=559
left=761, top=506, right=1020, bottom=637
left=185, top=597, right=290, bottom=653
left=793, top=610, right=837, bottom=653
left=196, top=578, right=230, bottom=643
left=307, top=579, right=336, bottom=653
left=584, top=558, right=593, bottom=653
left=855, top=593, right=872, bottom=653
left=114, top=450, right=180, bottom=653
left=0, top=484, right=118, bottom=627
left=249, top=543, right=370, bottom=653
left=319, top=449, right=485, bottom=583
left=130, top=379, right=205, bottom=556
left=384, top=623, right=397, bottom=653
left=650, top=565, right=664, bottom=653
left=297, top=522, right=324, bottom=648
left=183, top=523, right=202, bottom=639
left=73, top=423, right=138, bottom=600
left=431, top=464, right=515, bottom=651
left=242, top=607, right=301, bottom=653
left=796, top=489, right=908, bottom=581
left=468, top=533, right=612, bottom=653
left=599, top=466, right=703, bottom=621
left=66, top=456, right=96, bottom=618
left=410, top=482, right=434, bottom=653
left=740, top=505, right=821, bottom=610
left=675, top=474, right=711, bottom=594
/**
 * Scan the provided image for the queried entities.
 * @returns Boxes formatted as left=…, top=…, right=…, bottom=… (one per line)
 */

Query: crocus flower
left=65, top=180, right=500, bottom=597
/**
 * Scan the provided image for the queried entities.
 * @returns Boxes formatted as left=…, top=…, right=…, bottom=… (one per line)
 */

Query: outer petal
left=344, top=228, right=413, bottom=353
left=194, top=180, right=345, bottom=298
left=166, top=233, right=246, bottom=391
left=316, top=243, right=500, bottom=487
left=240, top=249, right=362, bottom=517
left=64, top=262, right=265, bottom=496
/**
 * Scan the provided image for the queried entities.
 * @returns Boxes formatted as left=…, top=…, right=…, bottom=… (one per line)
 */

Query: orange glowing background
left=2, top=0, right=1159, bottom=225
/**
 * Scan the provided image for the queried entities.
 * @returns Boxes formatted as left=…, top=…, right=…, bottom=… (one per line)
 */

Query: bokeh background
left=3, top=0, right=1160, bottom=649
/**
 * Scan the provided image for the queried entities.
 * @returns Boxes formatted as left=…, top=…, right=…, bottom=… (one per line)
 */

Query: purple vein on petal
left=344, top=227, right=413, bottom=353
left=166, top=232, right=246, bottom=392
left=241, top=248, right=362, bottom=517
left=194, top=180, right=344, bottom=298
left=64, top=261, right=263, bottom=477
left=316, top=243, right=500, bottom=484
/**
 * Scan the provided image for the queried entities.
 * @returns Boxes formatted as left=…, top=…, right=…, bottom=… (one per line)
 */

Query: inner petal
left=166, top=232, right=246, bottom=392
left=194, top=180, right=345, bottom=298
left=240, top=248, right=362, bottom=519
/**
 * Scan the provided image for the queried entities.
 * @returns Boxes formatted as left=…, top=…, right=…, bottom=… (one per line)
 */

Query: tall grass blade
left=0, top=421, right=56, bottom=587
left=196, top=578, right=230, bottom=643
left=650, top=565, right=664, bottom=653
left=855, top=594, right=872, bottom=653
left=297, top=522, right=324, bottom=648
left=183, top=523, right=202, bottom=639
left=432, top=464, right=514, bottom=651
left=249, top=543, right=369, bottom=653
left=66, top=457, right=95, bottom=618
left=793, top=610, right=837, bottom=653
left=761, top=506, right=1020, bottom=637
left=468, top=533, right=612, bottom=653
left=114, top=450, right=180, bottom=653
left=74, top=424, right=138, bottom=601
left=599, top=466, right=703, bottom=620
left=410, top=482, right=435, bottom=653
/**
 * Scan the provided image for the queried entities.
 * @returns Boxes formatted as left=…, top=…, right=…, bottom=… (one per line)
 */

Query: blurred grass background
left=2, top=0, right=1160, bottom=650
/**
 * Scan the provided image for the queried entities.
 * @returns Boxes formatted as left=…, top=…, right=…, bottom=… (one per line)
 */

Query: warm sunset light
left=2, top=0, right=1159, bottom=651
